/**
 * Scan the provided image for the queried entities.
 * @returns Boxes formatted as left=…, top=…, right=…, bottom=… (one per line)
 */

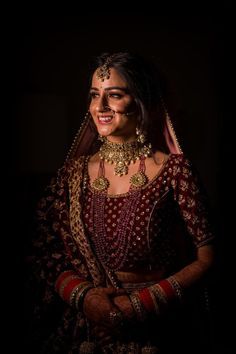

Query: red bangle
left=62, top=278, right=85, bottom=303
left=139, top=288, right=156, bottom=313
left=158, top=279, right=176, bottom=300
left=55, top=270, right=77, bottom=292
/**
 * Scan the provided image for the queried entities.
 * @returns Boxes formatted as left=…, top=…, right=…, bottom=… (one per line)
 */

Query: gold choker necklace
left=98, top=139, right=152, bottom=176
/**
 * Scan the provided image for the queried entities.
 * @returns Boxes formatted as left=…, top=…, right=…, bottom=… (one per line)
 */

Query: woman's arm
left=174, top=244, right=214, bottom=288
left=113, top=244, right=214, bottom=322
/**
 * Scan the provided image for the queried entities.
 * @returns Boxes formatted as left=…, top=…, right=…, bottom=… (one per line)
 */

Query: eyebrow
left=90, top=86, right=128, bottom=92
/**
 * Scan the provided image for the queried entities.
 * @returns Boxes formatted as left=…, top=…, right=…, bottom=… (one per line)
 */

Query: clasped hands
left=83, top=287, right=134, bottom=346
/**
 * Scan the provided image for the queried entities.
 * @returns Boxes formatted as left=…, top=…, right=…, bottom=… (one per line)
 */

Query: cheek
left=89, top=101, right=94, bottom=111
left=89, top=102, right=96, bottom=116
left=109, top=100, right=135, bottom=113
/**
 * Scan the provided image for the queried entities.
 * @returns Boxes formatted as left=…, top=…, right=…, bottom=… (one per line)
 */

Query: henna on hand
left=112, top=294, right=135, bottom=321
left=83, top=287, right=120, bottom=327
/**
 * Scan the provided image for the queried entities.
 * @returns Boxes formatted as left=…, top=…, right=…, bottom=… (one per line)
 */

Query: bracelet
left=55, top=270, right=77, bottom=292
left=129, top=292, right=147, bottom=322
left=146, top=276, right=183, bottom=315
left=75, top=283, right=94, bottom=311
left=55, top=270, right=93, bottom=306
left=69, top=281, right=92, bottom=308
left=148, top=283, right=168, bottom=314
left=138, top=287, right=156, bottom=313
left=166, top=276, right=183, bottom=302
left=61, top=278, right=86, bottom=303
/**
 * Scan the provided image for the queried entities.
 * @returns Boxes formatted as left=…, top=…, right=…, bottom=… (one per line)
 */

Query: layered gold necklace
left=91, top=139, right=152, bottom=191
left=99, top=139, right=151, bottom=176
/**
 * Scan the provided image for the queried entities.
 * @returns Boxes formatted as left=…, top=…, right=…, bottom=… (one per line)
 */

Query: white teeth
left=99, top=116, right=113, bottom=122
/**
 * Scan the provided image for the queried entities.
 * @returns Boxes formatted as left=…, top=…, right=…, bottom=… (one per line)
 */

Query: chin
left=98, top=127, right=115, bottom=137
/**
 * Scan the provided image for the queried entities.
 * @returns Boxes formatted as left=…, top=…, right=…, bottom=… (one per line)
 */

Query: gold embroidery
left=68, top=157, right=105, bottom=286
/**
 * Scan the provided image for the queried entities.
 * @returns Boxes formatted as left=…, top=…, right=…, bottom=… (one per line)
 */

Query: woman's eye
left=108, top=93, right=122, bottom=99
left=90, top=92, right=99, bottom=98
left=90, top=92, right=123, bottom=99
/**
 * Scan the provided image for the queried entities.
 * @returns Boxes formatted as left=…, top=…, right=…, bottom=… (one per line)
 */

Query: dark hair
left=88, top=52, right=170, bottom=152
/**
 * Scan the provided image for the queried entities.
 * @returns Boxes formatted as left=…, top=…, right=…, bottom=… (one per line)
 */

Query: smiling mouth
left=98, top=115, right=114, bottom=124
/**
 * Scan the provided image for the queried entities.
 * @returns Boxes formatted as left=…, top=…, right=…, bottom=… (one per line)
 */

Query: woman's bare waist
left=115, top=269, right=164, bottom=289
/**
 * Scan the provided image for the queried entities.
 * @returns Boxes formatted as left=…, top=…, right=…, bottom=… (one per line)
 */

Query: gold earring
left=136, top=127, right=146, bottom=144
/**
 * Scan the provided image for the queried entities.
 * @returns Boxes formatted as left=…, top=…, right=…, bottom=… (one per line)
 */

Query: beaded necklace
left=90, top=157, right=147, bottom=271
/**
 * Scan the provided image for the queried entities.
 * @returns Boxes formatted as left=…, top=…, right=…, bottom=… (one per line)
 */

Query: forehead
left=91, top=68, right=127, bottom=88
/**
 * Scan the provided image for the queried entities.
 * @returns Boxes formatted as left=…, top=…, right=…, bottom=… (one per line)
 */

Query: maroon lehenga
left=29, top=151, right=214, bottom=353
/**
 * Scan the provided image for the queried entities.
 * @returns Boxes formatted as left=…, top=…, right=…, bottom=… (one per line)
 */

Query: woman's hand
left=83, top=287, right=120, bottom=327
left=83, top=287, right=126, bottom=345
left=112, top=294, right=135, bottom=321
left=91, top=294, right=136, bottom=346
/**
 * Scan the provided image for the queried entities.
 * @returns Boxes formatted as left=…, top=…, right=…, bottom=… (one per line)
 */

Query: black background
left=7, top=6, right=234, bottom=353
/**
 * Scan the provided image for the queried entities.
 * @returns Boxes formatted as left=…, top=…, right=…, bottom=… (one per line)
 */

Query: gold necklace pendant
left=130, top=171, right=148, bottom=188
left=91, top=156, right=149, bottom=193
left=114, top=161, right=128, bottom=176
left=91, top=176, right=109, bottom=192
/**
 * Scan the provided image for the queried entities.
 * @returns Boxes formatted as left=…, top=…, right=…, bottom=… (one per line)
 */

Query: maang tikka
left=96, top=56, right=114, bottom=82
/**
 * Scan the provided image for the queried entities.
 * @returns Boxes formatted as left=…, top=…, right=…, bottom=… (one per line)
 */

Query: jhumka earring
left=136, top=127, right=146, bottom=144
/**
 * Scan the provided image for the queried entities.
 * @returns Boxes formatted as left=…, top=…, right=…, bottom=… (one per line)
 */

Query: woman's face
left=89, top=67, right=137, bottom=143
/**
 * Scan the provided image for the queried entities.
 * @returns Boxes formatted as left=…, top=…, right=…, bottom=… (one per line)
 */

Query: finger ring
left=109, top=310, right=123, bottom=327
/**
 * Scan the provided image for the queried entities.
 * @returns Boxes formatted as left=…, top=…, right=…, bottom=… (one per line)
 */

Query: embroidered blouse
left=82, top=154, right=214, bottom=275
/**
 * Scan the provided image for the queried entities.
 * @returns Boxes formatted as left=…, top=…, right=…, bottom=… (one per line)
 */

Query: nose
left=95, top=94, right=109, bottom=112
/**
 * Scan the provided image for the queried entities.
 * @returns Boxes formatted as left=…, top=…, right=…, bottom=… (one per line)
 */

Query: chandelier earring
left=136, top=127, right=146, bottom=144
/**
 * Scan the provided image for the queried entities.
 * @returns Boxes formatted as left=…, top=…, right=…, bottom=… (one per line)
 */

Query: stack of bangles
left=129, top=276, right=183, bottom=322
left=55, top=272, right=183, bottom=322
left=55, top=270, right=94, bottom=311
